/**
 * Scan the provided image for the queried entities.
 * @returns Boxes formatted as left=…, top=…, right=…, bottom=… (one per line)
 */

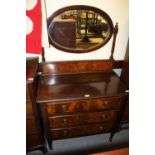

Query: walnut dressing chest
left=26, top=5, right=129, bottom=153
left=36, top=60, right=128, bottom=148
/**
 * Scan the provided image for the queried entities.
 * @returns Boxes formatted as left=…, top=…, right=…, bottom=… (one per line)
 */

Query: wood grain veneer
left=48, top=111, right=118, bottom=128
left=45, top=97, right=121, bottom=115
left=39, top=60, right=113, bottom=75
left=36, top=60, right=128, bottom=149
left=50, top=122, right=114, bottom=140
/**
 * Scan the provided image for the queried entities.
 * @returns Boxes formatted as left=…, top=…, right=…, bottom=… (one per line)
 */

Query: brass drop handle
left=99, top=125, right=104, bottom=131
left=62, top=105, right=67, bottom=112
left=104, top=101, right=109, bottom=107
left=63, top=130, right=68, bottom=136
left=63, top=118, right=67, bottom=124
left=101, top=114, right=107, bottom=119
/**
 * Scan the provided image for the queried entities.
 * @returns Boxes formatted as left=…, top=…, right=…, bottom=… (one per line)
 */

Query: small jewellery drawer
left=50, top=122, right=114, bottom=140
left=26, top=102, right=34, bottom=117
left=26, top=134, right=41, bottom=148
left=46, top=97, right=121, bottom=115
left=48, top=111, right=117, bottom=128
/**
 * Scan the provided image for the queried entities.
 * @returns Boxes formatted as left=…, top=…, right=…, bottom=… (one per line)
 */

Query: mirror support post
left=42, top=47, right=45, bottom=62
left=110, top=23, right=118, bottom=60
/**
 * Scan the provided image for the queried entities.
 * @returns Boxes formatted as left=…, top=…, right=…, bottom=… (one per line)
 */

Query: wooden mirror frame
left=47, top=5, right=114, bottom=53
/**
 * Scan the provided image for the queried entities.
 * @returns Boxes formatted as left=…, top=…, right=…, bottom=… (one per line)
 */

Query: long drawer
left=50, top=122, right=114, bottom=140
left=48, top=111, right=117, bottom=128
left=46, top=97, right=121, bottom=115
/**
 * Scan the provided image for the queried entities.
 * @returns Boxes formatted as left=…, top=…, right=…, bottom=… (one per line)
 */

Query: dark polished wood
left=26, top=4, right=128, bottom=152
left=120, top=40, right=129, bottom=127
left=42, top=47, right=45, bottom=62
left=36, top=60, right=127, bottom=148
left=26, top=85, right=30, bottom=101
left=121, top=40, right=129, bottom=89
left=26, top=57, right=47, bottom=153
left=26, top=118, right=41, bottom=136
left=122, top=98, right=129, bottom=123
left=37, top=71, right=126, bottom=102
left=110, top=23, right=118, bottom=60
left=48, top=111, right=118, bottom=128
left=50, top=122, right=114, bottom=140
left=110, top=40, right=129, bottom=141
left=26, top=57, right=39, bottom=81
left=45, top=97, right=121, bottom=115
left=113, top=60, right=124, bottom=69
left=109, top=94, right=128, bottom=141
left=38, top=59, right=125, bottom=72
left=26, top=134, right=41, bottom=148
left=26, top=102, right=34, bottom=117
left=39, top=60, right=113, bottom=75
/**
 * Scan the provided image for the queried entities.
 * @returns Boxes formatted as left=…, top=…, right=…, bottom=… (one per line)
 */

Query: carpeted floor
left=27, top=129, right=129, bottom=155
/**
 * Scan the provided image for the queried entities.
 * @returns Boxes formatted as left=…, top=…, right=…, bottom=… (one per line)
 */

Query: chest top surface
left=36, top=71, right=126, bottom=103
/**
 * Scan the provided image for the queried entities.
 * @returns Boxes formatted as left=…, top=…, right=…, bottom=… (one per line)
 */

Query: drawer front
left=50, top=122, right=114, bottom=140
left=26, top=102, right=34, bottom=117
left=47, top=97, right=121, bottom=115
left=48, top=111, right=117, bottom=128
left=26, top=134, right=41, bottom=148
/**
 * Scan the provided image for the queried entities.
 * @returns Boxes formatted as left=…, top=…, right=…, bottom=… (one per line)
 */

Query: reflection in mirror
left=48, top=6, right=113, bottom=53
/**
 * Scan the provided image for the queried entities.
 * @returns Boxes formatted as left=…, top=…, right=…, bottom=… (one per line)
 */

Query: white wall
left=27, top=0, right=129, bottom=62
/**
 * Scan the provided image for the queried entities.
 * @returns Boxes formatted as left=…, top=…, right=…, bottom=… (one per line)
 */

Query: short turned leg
left=49, top=143, right=53, bottom=150
left=40, top=146, right=48, bottom=153
left=109, top=133, right=114, bottom=142
left=41, top=146, right=48, bottom=154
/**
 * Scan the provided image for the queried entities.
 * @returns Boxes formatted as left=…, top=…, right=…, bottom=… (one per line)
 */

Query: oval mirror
left=47, top=5, right=114, bottom=53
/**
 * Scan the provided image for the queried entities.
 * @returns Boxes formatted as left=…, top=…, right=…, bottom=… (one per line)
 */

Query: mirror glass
left=48, top=6, right=113, bottom=53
